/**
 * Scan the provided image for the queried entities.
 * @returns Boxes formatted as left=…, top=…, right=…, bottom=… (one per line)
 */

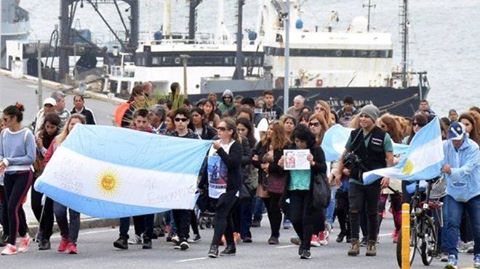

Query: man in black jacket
left=334, top=104, right=393, bottom=257
left=71, top=95, right=96, bottom=125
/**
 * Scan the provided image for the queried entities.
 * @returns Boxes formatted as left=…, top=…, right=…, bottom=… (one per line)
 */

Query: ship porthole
left=175, top=57, right=181, bottom=64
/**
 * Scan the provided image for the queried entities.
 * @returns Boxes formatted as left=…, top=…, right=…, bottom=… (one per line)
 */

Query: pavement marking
left=176, top=257, right=208, bottom=263
left=27, top=85, right=37, bottom=89
left=49, top=228, right=113, bottom=239
left=277, top=245, right=297, bottom=249
left=378, top=233, right=391, bottom=237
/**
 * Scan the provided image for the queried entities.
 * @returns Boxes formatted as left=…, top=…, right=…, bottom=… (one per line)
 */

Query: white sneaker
left=319, top=231, right=329, bottom=246
left=128, top=234, right=142, bottom=245
left=1, top=244, right=17, bottom=255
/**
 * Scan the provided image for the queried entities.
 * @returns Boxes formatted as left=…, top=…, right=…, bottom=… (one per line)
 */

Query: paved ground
left=0, top=74, right=477, bottom=268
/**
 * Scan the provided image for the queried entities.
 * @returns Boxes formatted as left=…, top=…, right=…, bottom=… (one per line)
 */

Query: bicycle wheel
left=420, top=217, right=438, bottom=266
left=396, top=221, right=417, bottom=268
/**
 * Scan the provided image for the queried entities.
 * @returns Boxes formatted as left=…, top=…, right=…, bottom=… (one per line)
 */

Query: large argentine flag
left=321, top=124, right=409, bottom=162
left=362, top=117, right=443, bottom=185
left=35, top=125, right=211, bottom=218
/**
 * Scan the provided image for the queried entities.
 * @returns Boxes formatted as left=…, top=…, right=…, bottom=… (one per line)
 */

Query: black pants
left=31, top=183, right=54, bottom=240
left=289, top=190, right=323, bottom=250
left=336, top=190, right=350, bottom=237
left=4, top=171, right=32, bottom=245
left=211, top=192, right=237, bottom=246
left=262, top=193, right=282, bottom=238
left=349, top=181, right=381, bottom=241
left=172, top=209, right=192, bottom=242
left=119, top=214, right=154, bottom=238
left=190, top=210, right=199, bottom=236
left=0, top=185, right=8, bottom=236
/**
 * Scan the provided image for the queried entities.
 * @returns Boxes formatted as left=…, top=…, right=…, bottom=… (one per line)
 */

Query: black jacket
left=189, top=123, right=217, bottom=140
left=71, top=107, right=96, bottom=125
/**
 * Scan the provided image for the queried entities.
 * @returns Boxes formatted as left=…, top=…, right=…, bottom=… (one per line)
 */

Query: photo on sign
left=283, top=149, right=311, bottom=170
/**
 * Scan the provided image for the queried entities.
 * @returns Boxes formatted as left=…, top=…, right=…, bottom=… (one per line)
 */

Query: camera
left=343, top=151, right=361, bottom=169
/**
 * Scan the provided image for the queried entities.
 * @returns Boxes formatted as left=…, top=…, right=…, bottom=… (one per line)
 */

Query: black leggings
left=4, top=171, right=32, bottom=245
left=211, top=192, right=237, bottom=246
left=336, top=190, right=350, bottom=236
left=31, top=182, right=54, bottom=240
left=262, top=193, right=283, bottom=238
left=289, top=191, right=323, bottom=250
left=0, top=185, right=8, bottom=236
left=349, top=181, right=381, bottom=241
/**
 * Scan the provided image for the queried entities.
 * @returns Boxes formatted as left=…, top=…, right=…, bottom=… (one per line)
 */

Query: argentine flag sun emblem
left=99, top=171, right=119, bottom=195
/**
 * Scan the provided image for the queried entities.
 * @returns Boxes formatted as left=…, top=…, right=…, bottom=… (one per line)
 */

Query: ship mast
left=400, top=0, right=409, bottom=88
left=362, top=0, right=376, bottom=32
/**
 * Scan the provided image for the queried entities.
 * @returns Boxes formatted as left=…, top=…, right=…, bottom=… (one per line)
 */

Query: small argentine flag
left=321, top=124, right=409, bottom=162
left=362, top=117, right=444, bottom=185
left=35, top=125, right=211, bottom=218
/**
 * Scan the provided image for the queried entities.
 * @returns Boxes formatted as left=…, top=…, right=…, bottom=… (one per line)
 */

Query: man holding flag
left=441, top=122, right=480, bottom=269
left=333, top=104, right=393, bottom=257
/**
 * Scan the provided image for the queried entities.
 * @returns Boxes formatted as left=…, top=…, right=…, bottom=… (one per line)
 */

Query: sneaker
left=348, top=239, right=360, bottom=256
left=171, top=235, right=179, bottom=245
left=310, top=235, right=321, bottom=247
left=66, top=242, right=78, bottom=254
left=188, top=234, right=201, bottom=243
left=444, top=255, right=458, bottom=269
left=220, top=245, right=236, bottom=256
left=336, top=232, right=346, bottom=243
left=360, top=237, right=368, bottom=247
left=113, top=236, right=128, bottom=250
left=251, top=220, right=261, bottom=228
left=128, top=234, right=142, bottom=245
left=283, top=219, right=293, bottom=230
left=440, top=252, right=449, bottom=262
left=17, top=234, right=31, bottom=253
left=290, top=237, right=301, bottom=245
left=58, top=237, right=70, bottom=253
left=180, top=241, right=190, bottom=250
left=1, top=244, right=17, bottom=255
left=366, top=240, right=377, bottom=256
left=208, top=245, right=219, bottom=258
left=268, top=236, right=279, bottom=245
left=392, top=229, right=399, bottom=244
left=474, top=254, right=480, bottom=269
left=318, top=231, right=329, bottom=246
left=38, top=239, right=51, bottom=250
left=300, top=249, right=311, bottom=259
left=142, top=236, right=152, bottom=249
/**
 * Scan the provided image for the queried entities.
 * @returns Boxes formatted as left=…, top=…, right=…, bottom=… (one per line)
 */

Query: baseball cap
left=448, top=122, right=465, bottom=140
left=43, top=97, right=57, bottom=106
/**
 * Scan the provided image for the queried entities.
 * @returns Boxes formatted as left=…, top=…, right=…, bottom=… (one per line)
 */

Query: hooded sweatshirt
left=442, top=138, right=480, bottom=202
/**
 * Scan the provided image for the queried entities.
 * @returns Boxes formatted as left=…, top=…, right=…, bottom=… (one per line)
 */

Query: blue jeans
left=326, top=186, right=337, bottom=225
left=444, top=195, right=480, bottom=257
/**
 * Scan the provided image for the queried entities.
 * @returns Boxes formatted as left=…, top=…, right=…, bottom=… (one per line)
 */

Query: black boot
left=142, top=236, right=152, bottom=249
left=113, top=236, right=128, bottom=250
left=336, top=232, right=346, bottom=243
left=208, top=244, right=219, bottom=258
left=220, top=244, right=236, bottom=256
left=38, top=239, right=51, bottom=250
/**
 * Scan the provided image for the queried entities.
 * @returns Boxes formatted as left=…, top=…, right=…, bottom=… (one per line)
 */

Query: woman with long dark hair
left=0, top=103, right=36, bottom=255
left=279, top=124, right=327, bottom=259
left=205, top=118, right=242, bottom=258
left=31, top=113, right=61, bottom=250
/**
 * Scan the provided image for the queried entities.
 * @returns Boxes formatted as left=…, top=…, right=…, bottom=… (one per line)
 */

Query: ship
left=103, top=0, right=429, bottom=117
left=0, top=0, right=30, bottom=69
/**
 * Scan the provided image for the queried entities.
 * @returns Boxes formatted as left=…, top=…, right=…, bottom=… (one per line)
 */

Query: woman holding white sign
left=278, top=124, right=327, bottom=259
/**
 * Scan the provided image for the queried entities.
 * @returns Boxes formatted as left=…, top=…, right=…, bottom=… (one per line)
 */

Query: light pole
left=180, top=54, right=190, bottom=97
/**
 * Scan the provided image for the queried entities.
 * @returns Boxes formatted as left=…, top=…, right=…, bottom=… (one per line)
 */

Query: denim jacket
left=442, top=138, right=480, bottom=202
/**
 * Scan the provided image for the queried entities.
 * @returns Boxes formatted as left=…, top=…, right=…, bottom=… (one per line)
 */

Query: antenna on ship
left=362, top=0, right=376, bottom=32
left=400, top=0, right=409, bottom=88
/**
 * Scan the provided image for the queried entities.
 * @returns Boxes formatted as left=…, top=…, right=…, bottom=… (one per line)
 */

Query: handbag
left=267, top=173, right=287, bottom=194
left=312, top=173, right=331, bottom=209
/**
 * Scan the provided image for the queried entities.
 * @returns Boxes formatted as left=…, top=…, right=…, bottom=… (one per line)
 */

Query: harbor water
left=21, top=0, right=480, bottom=116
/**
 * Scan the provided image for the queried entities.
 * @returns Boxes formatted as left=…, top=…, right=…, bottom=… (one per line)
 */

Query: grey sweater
left=0, top=128, right=36, bottom=172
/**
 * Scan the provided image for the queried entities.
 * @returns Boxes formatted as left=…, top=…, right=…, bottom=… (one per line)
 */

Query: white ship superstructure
left=1, top=0, right=29, bottom=69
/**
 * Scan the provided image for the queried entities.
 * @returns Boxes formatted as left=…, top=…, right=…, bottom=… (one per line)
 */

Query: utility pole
left=37, top=41, right=43, bottom=111
left=362, top=0, right=376, bottom=32
left=233, top=0, right=245, bottom=80
left=180, top=54, right=190, bottom=97
left=283, top=0, right=290, bottom=113
left=401, top=0, right=409, bottom=88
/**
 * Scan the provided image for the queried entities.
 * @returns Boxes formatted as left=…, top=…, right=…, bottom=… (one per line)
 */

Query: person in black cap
left=337, top=96, right=357, bottom=127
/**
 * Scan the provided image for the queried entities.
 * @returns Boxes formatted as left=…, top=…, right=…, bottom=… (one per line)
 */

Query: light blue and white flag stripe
left=35, top=125, right=211, bottom=219
left=362, top=117, right=443, bottom=185
left=321, top=124, right=410, bottom=162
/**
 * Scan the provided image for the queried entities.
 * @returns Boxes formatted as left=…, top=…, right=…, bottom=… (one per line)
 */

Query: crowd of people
left=0, top=84, right=479, bottom=269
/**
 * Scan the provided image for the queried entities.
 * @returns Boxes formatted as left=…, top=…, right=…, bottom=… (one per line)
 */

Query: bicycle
left=396, top=178, right=443, bottom=267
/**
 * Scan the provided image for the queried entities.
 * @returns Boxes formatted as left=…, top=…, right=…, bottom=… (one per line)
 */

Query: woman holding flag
left=43, top=114, right=86, bottom=254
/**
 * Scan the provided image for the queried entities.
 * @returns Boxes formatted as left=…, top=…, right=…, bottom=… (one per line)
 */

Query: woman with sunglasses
left=252, top=121, right=290, bottom=245
left=0, top=103, right=36, bottom=255
left=308, top=113, right=329, bottom=147
left=205, top=118, right=242, bottom=258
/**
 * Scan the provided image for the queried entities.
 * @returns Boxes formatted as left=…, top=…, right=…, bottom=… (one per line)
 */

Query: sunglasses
left=309, top=122, right=320, bottom=127
left=218, top=127, right=227, bottom=131
left=174, top=118, right=188, bottom=122
left=413, top=122, right=425, bottom=127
